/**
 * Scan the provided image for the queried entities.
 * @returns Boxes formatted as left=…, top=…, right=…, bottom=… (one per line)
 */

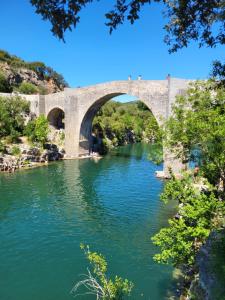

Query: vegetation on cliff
left=92, top=100, right=161, bottom=154
left=24, top=115, right=49, bottom=146
left=0, top=49, right=68, bottom=94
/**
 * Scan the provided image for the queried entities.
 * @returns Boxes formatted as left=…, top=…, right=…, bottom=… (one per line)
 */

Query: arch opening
left=47, top=108, right=65, bottom=129
left=79, top=93, right=161, bottom=157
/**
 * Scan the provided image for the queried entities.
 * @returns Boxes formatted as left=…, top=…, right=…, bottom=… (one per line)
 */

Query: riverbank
left=0, top=148, right=105, bottom=173
left=0, top=142, right=65, bottom=173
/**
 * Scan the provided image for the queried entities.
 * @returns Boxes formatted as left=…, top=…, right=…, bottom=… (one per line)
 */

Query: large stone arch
left=72, top=81, right=168, bottom=157
left=79, top=92, right=163, bottom=155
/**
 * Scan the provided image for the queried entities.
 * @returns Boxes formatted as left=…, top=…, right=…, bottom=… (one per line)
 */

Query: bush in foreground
left=71, top=244, right=133, bottom=300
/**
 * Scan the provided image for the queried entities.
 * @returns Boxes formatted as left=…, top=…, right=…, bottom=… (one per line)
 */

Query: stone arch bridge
left=2, top=77, right=191, bottom=176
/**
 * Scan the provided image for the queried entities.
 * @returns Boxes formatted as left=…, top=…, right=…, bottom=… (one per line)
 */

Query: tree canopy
left=30, top=0, right=225, bottom=52
left=164, top=80, right=225, bottom=193
left=0, top=96, right=30, bottom=142
left=152, top=80, right=225, bottom=297
left=152, top=173, right=224, bottom=268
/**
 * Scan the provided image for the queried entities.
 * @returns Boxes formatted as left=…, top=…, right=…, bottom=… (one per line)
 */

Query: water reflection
left=0, top=143, right=175, bottom=300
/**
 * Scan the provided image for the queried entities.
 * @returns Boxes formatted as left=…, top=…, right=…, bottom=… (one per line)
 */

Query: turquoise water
left=0, top=143, right=176, bottom=300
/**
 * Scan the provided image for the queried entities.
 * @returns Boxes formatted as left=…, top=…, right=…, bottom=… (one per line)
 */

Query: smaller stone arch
left=47, top=107, right=65, bottom=129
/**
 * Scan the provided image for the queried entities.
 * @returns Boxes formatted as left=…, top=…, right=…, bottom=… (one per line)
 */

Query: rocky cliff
left=0, top=62, right=61, bottom=93
left=0, top=50, right=68, bottom=94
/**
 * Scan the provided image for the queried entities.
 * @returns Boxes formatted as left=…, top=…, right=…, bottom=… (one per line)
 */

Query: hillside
left=0, top=50, right=68, bottom=94
left=92, top=100, right=161, bottom=154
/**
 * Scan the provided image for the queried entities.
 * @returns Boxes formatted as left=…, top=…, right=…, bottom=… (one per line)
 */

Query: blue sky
left=0, top=0, right=224, bottom=89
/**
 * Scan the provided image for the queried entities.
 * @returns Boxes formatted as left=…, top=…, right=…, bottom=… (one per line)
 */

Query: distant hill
left=92, top=100, right=161, bottom=154
left=0, top=50, right=68, bottom=94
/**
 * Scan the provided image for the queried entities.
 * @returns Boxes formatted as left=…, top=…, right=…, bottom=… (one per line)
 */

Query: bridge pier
left=156, top=149, right=186, bottom=178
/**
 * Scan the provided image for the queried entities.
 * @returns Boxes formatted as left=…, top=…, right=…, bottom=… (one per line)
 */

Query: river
left=0, top=143, right=176, bottom=300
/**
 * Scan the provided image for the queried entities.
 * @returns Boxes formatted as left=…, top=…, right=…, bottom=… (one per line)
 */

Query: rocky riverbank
left=166, top=229, right=225, bottom=300
left=0, top=143, right=65, bottom=173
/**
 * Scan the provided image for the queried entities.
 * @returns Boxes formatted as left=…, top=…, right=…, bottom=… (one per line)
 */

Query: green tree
left=164, top=80, right=225, bottom=193
left=28, top=61, right=46, bottom=77
left=25, top=115, right=49, bottom=145
left=152, top=80, right=225, bottom=297
left=45, top=67, right=68, bottom=88
left=211, top=60, right=225, bottom=82
left=152, top=174, right=224, bottom=267
left=0, top=95, right=30, bottom=141
left=71, top=244, right=133, bottom=300
left=11, top=145, right=21, bottom=156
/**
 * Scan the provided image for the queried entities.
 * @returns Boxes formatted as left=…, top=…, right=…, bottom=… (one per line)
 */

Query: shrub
left=33, top=115, right=49, bottom=145
left=24, top=119, right=36, bottom=141
left=0, top=95, right=30, bottom=139
left=0, top=50, right=11, bottom=62
left=24, top=115, right=49, bottom=146
left=17, top=82, right=38, bottom=94
left=71, top=244, right=133, bottom=299
left=28, top=61, right=46, bottom=77
left=0, top=72, right=12, bottom=93
left=11, top=146, right=21, bottom=156
left=5, top=131, right=20, bottom=144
